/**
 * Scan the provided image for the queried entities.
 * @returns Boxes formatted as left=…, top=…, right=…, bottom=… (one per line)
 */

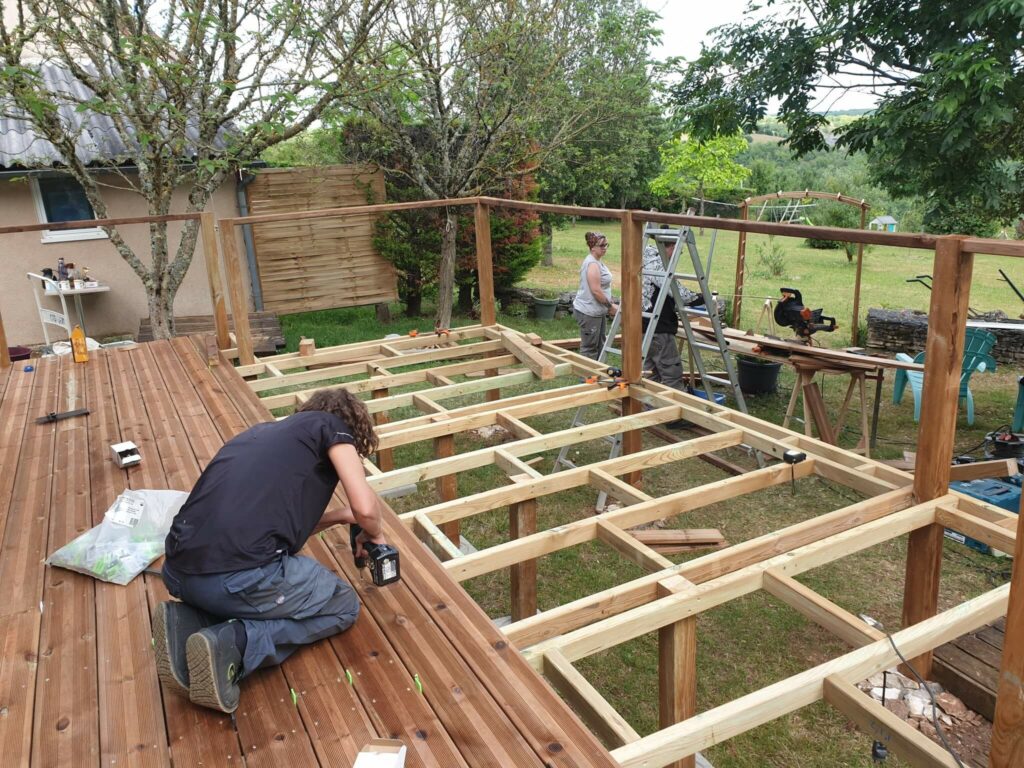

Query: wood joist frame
left=240, top=326, right=1018, bottom=767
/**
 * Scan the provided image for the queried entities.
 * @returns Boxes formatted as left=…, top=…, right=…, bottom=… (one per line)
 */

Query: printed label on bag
left=107, top=496, right=145, bottom=527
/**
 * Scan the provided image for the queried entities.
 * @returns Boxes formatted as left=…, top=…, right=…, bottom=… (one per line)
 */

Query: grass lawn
left=273, top=220, right=1021, bottom=766
left=528, top=219, right=1024, bottom=347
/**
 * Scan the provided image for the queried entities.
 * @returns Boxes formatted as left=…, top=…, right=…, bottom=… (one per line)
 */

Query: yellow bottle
left=71, top=325, right=89, bottom=363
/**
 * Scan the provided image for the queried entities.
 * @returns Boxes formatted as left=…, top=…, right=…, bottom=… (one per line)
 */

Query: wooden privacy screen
left=245, top=164, right=398, bottom=313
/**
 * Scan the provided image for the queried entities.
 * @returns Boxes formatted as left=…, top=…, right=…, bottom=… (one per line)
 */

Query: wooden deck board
left=33, top=362, right=99, bottom=767
left=0, top=357, right=59, bottom=766
left=1, top=345, right=619, bottom=768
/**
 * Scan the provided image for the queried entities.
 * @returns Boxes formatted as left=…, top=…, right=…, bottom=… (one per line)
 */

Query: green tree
left=670, top=0, right=1024, bottom=235
left=0, top=0, right=391, bottom=337
left=341, top=0, right=653, bottom=329
left=535, top=0, right=669, bottom=265
left=650, top=133, right=751, bottom=216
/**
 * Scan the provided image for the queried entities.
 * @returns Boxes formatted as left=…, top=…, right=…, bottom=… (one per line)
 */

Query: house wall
left=0, top=176, right=244, bottom=346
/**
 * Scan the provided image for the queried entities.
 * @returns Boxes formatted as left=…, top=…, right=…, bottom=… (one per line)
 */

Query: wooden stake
left=200, top=211, right=231, bottom=350
left=901, top=236, right=973, bottom=677
left=218, top=221, right=255, bottom=365
left=991, top=495, right=1024, bottom=767
left=658, top=575, right=696, bottom=768
left=510, top=498, right=537, bottom=621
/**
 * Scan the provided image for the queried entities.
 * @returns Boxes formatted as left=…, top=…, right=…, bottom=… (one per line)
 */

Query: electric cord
left=874, top=625, right=966, bottom=767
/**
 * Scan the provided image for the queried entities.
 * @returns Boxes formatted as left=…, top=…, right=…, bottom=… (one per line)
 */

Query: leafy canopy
left=670, top=0, right=1024, bottom=232
left=650, top=132, right=750, bottom=202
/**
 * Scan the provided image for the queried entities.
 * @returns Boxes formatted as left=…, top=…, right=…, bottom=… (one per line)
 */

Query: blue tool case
left=948, top=478, right=1020, bottom=553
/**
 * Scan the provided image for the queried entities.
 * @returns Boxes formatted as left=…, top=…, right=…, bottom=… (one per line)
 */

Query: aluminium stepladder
left=554, top=222, right=761, bottom=508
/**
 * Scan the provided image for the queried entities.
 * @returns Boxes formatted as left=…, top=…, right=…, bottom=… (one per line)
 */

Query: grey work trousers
left=644, top=333, right=684, bottom=390
left=162, top=554, right=359, bottom=677
left=574, top=308, right=607, bottom=360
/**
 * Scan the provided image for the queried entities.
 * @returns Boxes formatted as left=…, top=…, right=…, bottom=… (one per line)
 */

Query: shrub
left=754, top=236, right=786, bottom=278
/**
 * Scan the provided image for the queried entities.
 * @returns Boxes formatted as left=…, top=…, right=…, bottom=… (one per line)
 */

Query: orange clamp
left=408, top=329, right=419, bottom=337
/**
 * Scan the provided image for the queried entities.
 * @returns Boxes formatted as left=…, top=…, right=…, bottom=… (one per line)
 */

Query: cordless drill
left=349, top=523, right=401, bottom=586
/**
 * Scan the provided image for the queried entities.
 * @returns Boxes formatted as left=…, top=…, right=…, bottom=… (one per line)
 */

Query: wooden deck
left=934, top=617, right=1007, bottom=721
left=0, top=340, right=617, bottom=768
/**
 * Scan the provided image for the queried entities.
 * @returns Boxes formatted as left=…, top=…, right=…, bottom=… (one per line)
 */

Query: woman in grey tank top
left=572, top=231, right=618, bottom=360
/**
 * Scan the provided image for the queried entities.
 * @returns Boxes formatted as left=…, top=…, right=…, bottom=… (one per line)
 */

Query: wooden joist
left=500, top=330, right=556, bottom=380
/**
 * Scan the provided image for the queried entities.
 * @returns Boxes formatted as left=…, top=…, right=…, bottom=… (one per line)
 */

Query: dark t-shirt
left=165, top=410, right=356, bottom=574
left=642, top=284, right=680, bottom=335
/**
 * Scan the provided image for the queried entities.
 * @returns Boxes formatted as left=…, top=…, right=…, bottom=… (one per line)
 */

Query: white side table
left=43, top=283, right=111, bottom=338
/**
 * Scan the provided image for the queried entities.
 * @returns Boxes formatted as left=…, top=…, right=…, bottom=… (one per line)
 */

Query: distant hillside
left=749, top=133, right=783, bottom=144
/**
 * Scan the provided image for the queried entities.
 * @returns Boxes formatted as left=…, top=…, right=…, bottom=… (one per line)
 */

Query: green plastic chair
left=892, top=328, right=997, bottom=425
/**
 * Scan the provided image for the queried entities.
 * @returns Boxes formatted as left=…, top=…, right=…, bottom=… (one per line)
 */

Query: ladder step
left=604, top=346, right=622, bottom=356
left=694, top=341, right=729, bottom=352
left=683, top=306, right=711, bottom=316
left=704, top=375, right=734, bottom=387
left=556, top=458, right=578, bottom=470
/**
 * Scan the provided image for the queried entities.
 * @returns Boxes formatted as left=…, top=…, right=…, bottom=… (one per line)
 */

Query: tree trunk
left=375, top=303, right=392, bottom=323
left=541, top=218, right=554, bottom=266
left=457, top=282, right=474, bottom=314
left=147, top=278, right=176, bottom=339
left=435, top=206, right=457, bottom=330
left=405, top=289, right=422, bottom=317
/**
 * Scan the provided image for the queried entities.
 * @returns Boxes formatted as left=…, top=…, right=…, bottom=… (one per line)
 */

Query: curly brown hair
left=585, top=231, right=608, bottom=250
left=297, top=388, right=379, bottom=457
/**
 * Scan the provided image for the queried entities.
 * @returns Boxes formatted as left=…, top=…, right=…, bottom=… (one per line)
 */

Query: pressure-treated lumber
left=763, top=571, right=885, bottom=648
left=199, top=211, right=231, bottom=350
left=658, top=575, right=697, bottom=768
left=822, top=676, right=960, bottom=767
left=475, top=202, right=496, bottom=326
left=505, top=487, right=915, bottom=649
left=610, top=586, right=1007, bottom=768
left=501, top=330, right=556, bottom=379
left=219, top=219, right=255, bottom=365
left=630, top=529, right=726, bottom=554
left=543, top=649, right=641, bottom=748
left=991, top=498, right=1024, bottom=767
left=903, top=236, right=974, bottom=678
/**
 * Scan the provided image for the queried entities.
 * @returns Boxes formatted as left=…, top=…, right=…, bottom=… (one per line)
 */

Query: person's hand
left=355, top=529, right=387, bottom=559
left=608, top=302, right=619, bottom=316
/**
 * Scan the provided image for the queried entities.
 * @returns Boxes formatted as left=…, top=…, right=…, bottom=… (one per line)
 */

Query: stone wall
left=867, top=308, right=1024, bottom=365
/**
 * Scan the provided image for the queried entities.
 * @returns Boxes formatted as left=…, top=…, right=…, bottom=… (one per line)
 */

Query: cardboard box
left=353, top=739, right=406, bottom=768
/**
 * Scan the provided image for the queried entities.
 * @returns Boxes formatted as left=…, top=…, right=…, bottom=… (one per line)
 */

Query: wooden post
left=475, top=202, right=501, bottom=400
left=659, top=575, right=696, bottom=768
left=372, top=385, right=394, bottom=472
left=991, top=496, right=1024, bottom=767
left=620, top=211, right=644, bottom=486
left=435, top=435, right=459, bottom=545
left=850, top=204, right=867, bottom=346
left=732, top=202, right=749, bottom=327
left=901, top=236, right=973, bottom=677
left=200, top=212, right=231, bottom=350
left=218, top=221, right=255, bottom=365
left=510, top=499, right=538, bottom=621
left=475, top=202, right=496, bottom=325
left=0, top=302, right=9, bottom=369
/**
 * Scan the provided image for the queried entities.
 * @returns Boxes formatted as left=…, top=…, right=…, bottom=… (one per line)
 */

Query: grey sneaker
left=186, top=623, right=243, bottom=713
left=153, top=601, right=215, bottom=698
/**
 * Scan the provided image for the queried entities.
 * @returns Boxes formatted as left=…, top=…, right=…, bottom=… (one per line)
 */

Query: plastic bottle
left=71, top=325, right=89, bottom=363
left=57, top=257, right=66, bottom=281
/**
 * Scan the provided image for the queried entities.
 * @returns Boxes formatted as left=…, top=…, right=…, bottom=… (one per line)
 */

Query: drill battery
left=349, top=524, right=401, bottom=586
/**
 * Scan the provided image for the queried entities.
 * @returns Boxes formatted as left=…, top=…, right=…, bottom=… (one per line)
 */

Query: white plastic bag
left=46, top=489, right=189, bottom=585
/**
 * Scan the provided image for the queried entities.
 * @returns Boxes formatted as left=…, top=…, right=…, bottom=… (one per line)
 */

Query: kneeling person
left=155, top=388, right=385, bottom=713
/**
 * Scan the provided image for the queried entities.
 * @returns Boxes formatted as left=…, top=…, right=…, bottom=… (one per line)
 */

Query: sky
left=641, top=0, right=881, bottom=113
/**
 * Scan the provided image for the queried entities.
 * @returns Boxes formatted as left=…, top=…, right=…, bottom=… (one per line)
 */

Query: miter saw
left=773, top=288, right=837, bottom=343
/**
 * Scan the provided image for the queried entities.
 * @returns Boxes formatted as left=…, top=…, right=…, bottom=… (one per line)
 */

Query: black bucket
left=737, top=357, right=782, bottom=395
